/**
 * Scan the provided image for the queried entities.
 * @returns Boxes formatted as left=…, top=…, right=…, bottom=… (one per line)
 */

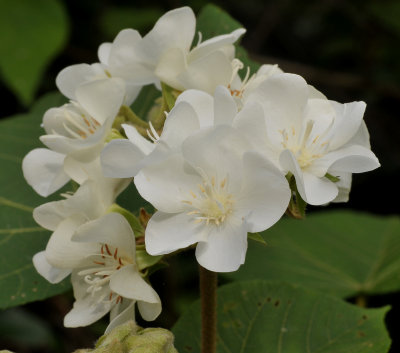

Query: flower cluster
left=23, top=7, right=380, bottom=330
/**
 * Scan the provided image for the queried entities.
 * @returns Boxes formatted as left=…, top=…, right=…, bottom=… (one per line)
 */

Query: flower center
left=182, top=176, right=234, bottom=226
left=78, top=243, right=133, bottom=305
left=61, top=103, right=101, bottom=140
left=280, top=120, right=329, bottom=169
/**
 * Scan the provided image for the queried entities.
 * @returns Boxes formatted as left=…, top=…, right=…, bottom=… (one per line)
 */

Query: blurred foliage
left=0, top=0, right=68, bottom=106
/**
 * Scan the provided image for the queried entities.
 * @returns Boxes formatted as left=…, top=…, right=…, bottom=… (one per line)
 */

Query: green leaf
left=225, top=211, right=400, bottom=298
left=173, top=280, right=391, bottom=353
left=0, top=92, right=71, bottom=309
left=0, top=0, right=69, bottom=106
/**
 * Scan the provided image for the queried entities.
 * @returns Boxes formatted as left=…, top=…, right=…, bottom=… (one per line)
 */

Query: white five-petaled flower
left=101, top=85, right=242, bottom=178
left=135, top=125, right=291, bottom=272
left=241, top=72, right=380, bottom=205
left=22, top=78, right=125, bottom=196
left=33, top=182, right=160, bottom=331
left=96, top=7, right=245, bottom=93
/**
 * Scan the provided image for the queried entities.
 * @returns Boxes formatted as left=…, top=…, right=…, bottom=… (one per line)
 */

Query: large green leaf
left=0, top=92, right=70, bottom=309
left=225, top=211, right=400, bottom=298
left=196, top=4, right=260, bottom=75
left=0, top=0, right=68, bottom=106
left=173, top=281, right=391, bottom=353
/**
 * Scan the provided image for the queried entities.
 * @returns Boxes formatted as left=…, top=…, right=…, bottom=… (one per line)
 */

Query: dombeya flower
left=241, top=72, right=380, bottom=205
left=101, top=85, right=241, bottom=178
left=34, top=212, right=161, bottom=331
left=100, top=7, right=245, bottom=93
left=135, top=125, right=290, bottom=272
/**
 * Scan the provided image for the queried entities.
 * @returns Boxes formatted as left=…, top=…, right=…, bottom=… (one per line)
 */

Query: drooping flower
left=33, top=181, right=160, bottom=331
left=239, top=72, right=380, bottom=205
left=135, top=125, right=291, bottom=272
left=22, top=78, right=125, bottom=196
left=98, top=7, right=245, bottom=93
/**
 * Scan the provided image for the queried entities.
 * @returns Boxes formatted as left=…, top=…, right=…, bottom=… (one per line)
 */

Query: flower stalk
left=199, top=265, right=218, bottom=353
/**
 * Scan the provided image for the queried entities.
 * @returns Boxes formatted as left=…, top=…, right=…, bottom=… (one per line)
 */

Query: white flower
left=135, top=125, right=290, bottom=272
left=101, top=7, right=245, bottom=93
left=33, top=179, right=160, bottom=330
left=56, top=56, right=141, bottom=106
left=101, top=85, right=240, bottom=178
left=22, top=78, right=125, bottom=196
left=41, top=78, right=125, bottom=161
left=240, top=72, right=380, bottom=205
left=34, top=212, right=161, bottom=332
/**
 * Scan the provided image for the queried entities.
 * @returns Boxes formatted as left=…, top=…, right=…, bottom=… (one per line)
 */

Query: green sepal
left=107, top=204, right=144, bottom=238
left=248, top=232, right=267, bottom=245
left=118, top=105, right=149, bottom=131
left=325, top=173, right=340, bottom=183
left=286, top=173, right=307, bottom=219
left=161, top=82, right=179, bottom=111
left=135, top=244, right=163, bottom=271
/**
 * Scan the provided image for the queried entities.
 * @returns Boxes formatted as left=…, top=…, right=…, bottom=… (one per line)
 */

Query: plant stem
left=199, top=265, right=218, bottom=353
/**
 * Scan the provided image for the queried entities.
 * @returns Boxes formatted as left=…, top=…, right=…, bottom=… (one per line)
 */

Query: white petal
left=238, top=152, right=290, bottom=232
left=175, top=89, right=214, bottom=128
left=139, top=7, right=195, bottom=63
left=329, top=101, right=366, bottom=150
left=56, top=64, right=98, bottom=100
left=45, top=215, right=97, bottom=269
left=101, top=139, right=147, bottom=178
left=72, top=213, right=135, bottom=257
left=123, top=124, right=154, bottom=154
left=161, top=101, right=200, bottom=149
left=98, top=42, right=111, bottom=64
left=328, top=146, right=380, bottom=173
left=188, top=28, right=246, bottom=62
left=105, top=300, right=136, bottom=334
left=135, top=153, right=201, bottom=213
left=22, top=148, right=70, bottom=197
left=177, top=50, right=232, bottom=93
left=64, top=290, right=112, bottom=327
left=182, top=125, right=250, bottom=192
left=309, top=145, right=380, bottom=176
left=247, top=73, right=309, bottom=134
left=154, top=47, right=186, bottom=90
left=110, top=265, right=160, bottom=304
left=213, top=85, right=237, bottom=126
left=33, top=251, right=71, bottom=284
left=195, top=219, right=248, bottom=272
left=76, top=78, right=125, bottom=125
left=137, top=300, right=162, bottom=322
left=302, top=172, right=339, bottom=205
left=145, top=211, right=206, bottom=255
left=279, top=149, right=338, bottom=205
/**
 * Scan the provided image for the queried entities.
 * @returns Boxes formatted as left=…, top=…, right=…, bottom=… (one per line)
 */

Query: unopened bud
left=73, top=321, right=178, bottom=353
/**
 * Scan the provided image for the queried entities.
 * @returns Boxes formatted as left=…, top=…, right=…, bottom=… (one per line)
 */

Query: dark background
left=0, top=0, right=399, bottom=351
